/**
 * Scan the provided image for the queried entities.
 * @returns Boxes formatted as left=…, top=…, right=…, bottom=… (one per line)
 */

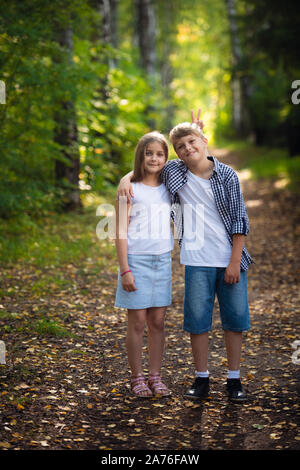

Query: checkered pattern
left=162, top=156, right=254, bottom=271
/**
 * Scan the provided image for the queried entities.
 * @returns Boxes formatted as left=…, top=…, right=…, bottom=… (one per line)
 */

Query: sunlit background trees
left=0, top=0, right=299, bottom=218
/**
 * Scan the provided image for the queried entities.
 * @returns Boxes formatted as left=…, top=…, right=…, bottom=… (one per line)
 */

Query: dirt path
left=0, top=149, right=299, bottom=451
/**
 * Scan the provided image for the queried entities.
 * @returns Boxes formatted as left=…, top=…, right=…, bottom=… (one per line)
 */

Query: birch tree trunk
left=54, top=25, right=82, bottom=211
left=109, top=0, right=118, bottom=51
left=136, top=0, right=157, bottom=78
left=225, top=0, right=250, bottom=137
left=97, top=0, right=118, bottom=69
left=135, top=0, right=157, bottom=127
left=159, top=0, right=175, bottom=132
left=92, top=0, right=121, bottom=168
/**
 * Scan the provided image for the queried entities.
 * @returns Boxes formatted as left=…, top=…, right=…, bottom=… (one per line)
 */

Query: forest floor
left=0, top=148, right=299, bottom=453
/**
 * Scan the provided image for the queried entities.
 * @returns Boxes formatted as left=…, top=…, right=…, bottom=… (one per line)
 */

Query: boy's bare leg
left=190, top=332, right=209, bottom=372
left=224, top=330, right=242, bottom=370
left=147, top=306, right=166, bottom=375
left=224, top=330, right=247, bottom=401
left=184, top=332, right=210, bottom=399
left=126, top=309, right=147, bottom=376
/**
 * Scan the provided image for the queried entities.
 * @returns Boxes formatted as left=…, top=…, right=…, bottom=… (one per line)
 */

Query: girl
left=115, top=131, right=173, bottom=398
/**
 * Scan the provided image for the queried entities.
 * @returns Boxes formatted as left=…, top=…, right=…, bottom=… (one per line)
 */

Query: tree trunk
left=159, top=0, right=175, bottom=132
left=92, top=0, right=119, bottom=97
left=136, top=0, right=157, bottom=78
left=54, top=25, right=82, bottom=211
left=88, top=0, right=121, bottom=179
left=97, top=0, right=118, bottom=69
left=109, top=0, right=118, bottom=51
left=136, top=0, right=157, bottom=128
left=225, top=0, right=250, bottom=137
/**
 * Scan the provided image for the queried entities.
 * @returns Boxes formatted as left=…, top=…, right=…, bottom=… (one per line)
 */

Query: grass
left=30, top=275, right=73, bottom=296
left=0, top=192, right=119, bottom=349
left=0, top=310, right=74, bottom=337
left=0, top=311, right=20, bottom=320
left=215, top=138, right=300, bottom=192
left=0, top=192, right=117, bottom=268
left=33, top=318, right=74, bottom=338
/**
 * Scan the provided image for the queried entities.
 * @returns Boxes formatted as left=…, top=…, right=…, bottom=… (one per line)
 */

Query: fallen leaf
left=40, top=441, right=50, bottom=447
left=0, top=442, right=11, bottom=448
left=253, top=424, right=264, bottom=430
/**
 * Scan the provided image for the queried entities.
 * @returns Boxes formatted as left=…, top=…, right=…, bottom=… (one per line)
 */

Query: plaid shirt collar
left=207, top=155, right=220, bottom=174
left=174, top=155, right=220, bottom=174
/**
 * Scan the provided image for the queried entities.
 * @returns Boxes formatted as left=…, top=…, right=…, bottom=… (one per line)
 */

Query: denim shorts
left=115, top=252, right=172, bottom=310
left=183, top=266, right=250, bottom=334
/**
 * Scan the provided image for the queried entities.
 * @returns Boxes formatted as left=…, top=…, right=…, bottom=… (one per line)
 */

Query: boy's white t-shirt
left=178, top=170, right=232, bottom=266
left=127, top=182, right=173, bottom=255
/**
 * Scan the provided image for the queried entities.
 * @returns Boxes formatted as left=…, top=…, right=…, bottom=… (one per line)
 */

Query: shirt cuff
left=231, top=219, right=249, bottom=236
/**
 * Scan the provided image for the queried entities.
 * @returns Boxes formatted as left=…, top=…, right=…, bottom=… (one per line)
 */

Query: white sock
left=227, top=370, right=240, bottom=379
left=195, top=370, right=209, bottom=378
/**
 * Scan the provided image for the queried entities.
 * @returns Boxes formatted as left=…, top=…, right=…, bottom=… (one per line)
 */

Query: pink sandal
left=148, top=373, right=171, bottom=397
left=130, top=374, right=153, bottom=398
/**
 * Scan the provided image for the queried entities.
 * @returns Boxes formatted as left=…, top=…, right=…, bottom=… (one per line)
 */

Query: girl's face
left=143, top=141, right=166, bottom=175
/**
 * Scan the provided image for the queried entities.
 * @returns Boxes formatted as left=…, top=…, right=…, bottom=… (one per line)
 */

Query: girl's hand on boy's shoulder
left=191, top=108, right=204, bottom=129
left=225, top=261, right=240, bottom=284
left=122, top=272, right=137, bottom=292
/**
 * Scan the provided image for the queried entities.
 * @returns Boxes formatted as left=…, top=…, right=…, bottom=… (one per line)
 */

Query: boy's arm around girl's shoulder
left=161, top=158, right=179, bottom=175
left=161, top=158, right=185, bottom=187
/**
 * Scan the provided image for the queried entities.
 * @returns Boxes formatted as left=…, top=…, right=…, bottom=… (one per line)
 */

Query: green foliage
left=0, top=0, right=298, bottom=225
left=0, top=1, right=89, bottom=218
left=168, top=0, right=232, bottom=141
left=247, top=151, right=300, bottom=192
left=247, top=63, right=290, bottom=146
left=0, top=0, right=162, bottom=218
left=0, top=196, right=116, bottom=268
left=236, top=0, right=300, bottom=151
left=217, top=138, right=300, bottom=192
left=80, top=56, right=155, bottom=192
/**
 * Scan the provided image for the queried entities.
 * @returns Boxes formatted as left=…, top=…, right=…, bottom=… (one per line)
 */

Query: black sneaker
left=184, top=377, right=210, bottom=400
left=226, top=378, right=247, bottom=402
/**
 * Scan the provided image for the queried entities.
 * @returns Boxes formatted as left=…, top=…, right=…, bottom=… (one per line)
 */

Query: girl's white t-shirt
left=178, top=170, right=232, bottom=266
left=127, top=182, right=173, bottom=255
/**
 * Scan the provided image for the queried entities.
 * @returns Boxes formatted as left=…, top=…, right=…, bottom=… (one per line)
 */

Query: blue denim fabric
left=184, top=266, right=250, bottom=334
left=115, top=252, right=172, bottom=310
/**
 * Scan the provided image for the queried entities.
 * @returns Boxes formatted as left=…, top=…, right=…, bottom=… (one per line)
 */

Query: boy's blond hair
left=169, top=122, right=206, bottom=150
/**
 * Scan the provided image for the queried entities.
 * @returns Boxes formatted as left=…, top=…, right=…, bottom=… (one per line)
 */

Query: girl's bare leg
left=146, top=306, right=167, bottom=375
left=126, top=309, right=147, bottom=376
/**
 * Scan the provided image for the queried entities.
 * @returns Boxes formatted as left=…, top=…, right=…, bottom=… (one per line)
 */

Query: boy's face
left=174, top=133, right=207, bottom=167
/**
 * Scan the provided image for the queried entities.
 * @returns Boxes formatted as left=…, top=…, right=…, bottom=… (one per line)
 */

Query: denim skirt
left=115, top=251, right=172, bottom=310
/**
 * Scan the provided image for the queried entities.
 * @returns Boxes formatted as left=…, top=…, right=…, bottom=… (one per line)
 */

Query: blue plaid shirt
left=162, top=156, right=253, bottom=271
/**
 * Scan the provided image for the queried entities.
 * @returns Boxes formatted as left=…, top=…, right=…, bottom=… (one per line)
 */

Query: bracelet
left=121, top=269, right=131, bottom=277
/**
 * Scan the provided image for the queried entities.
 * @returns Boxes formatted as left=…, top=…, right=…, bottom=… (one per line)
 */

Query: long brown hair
left=131, top=131, right=169, bottom=182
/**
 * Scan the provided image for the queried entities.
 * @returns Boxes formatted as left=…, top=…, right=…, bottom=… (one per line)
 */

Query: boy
left=117, top=112, right=253, bottom=402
